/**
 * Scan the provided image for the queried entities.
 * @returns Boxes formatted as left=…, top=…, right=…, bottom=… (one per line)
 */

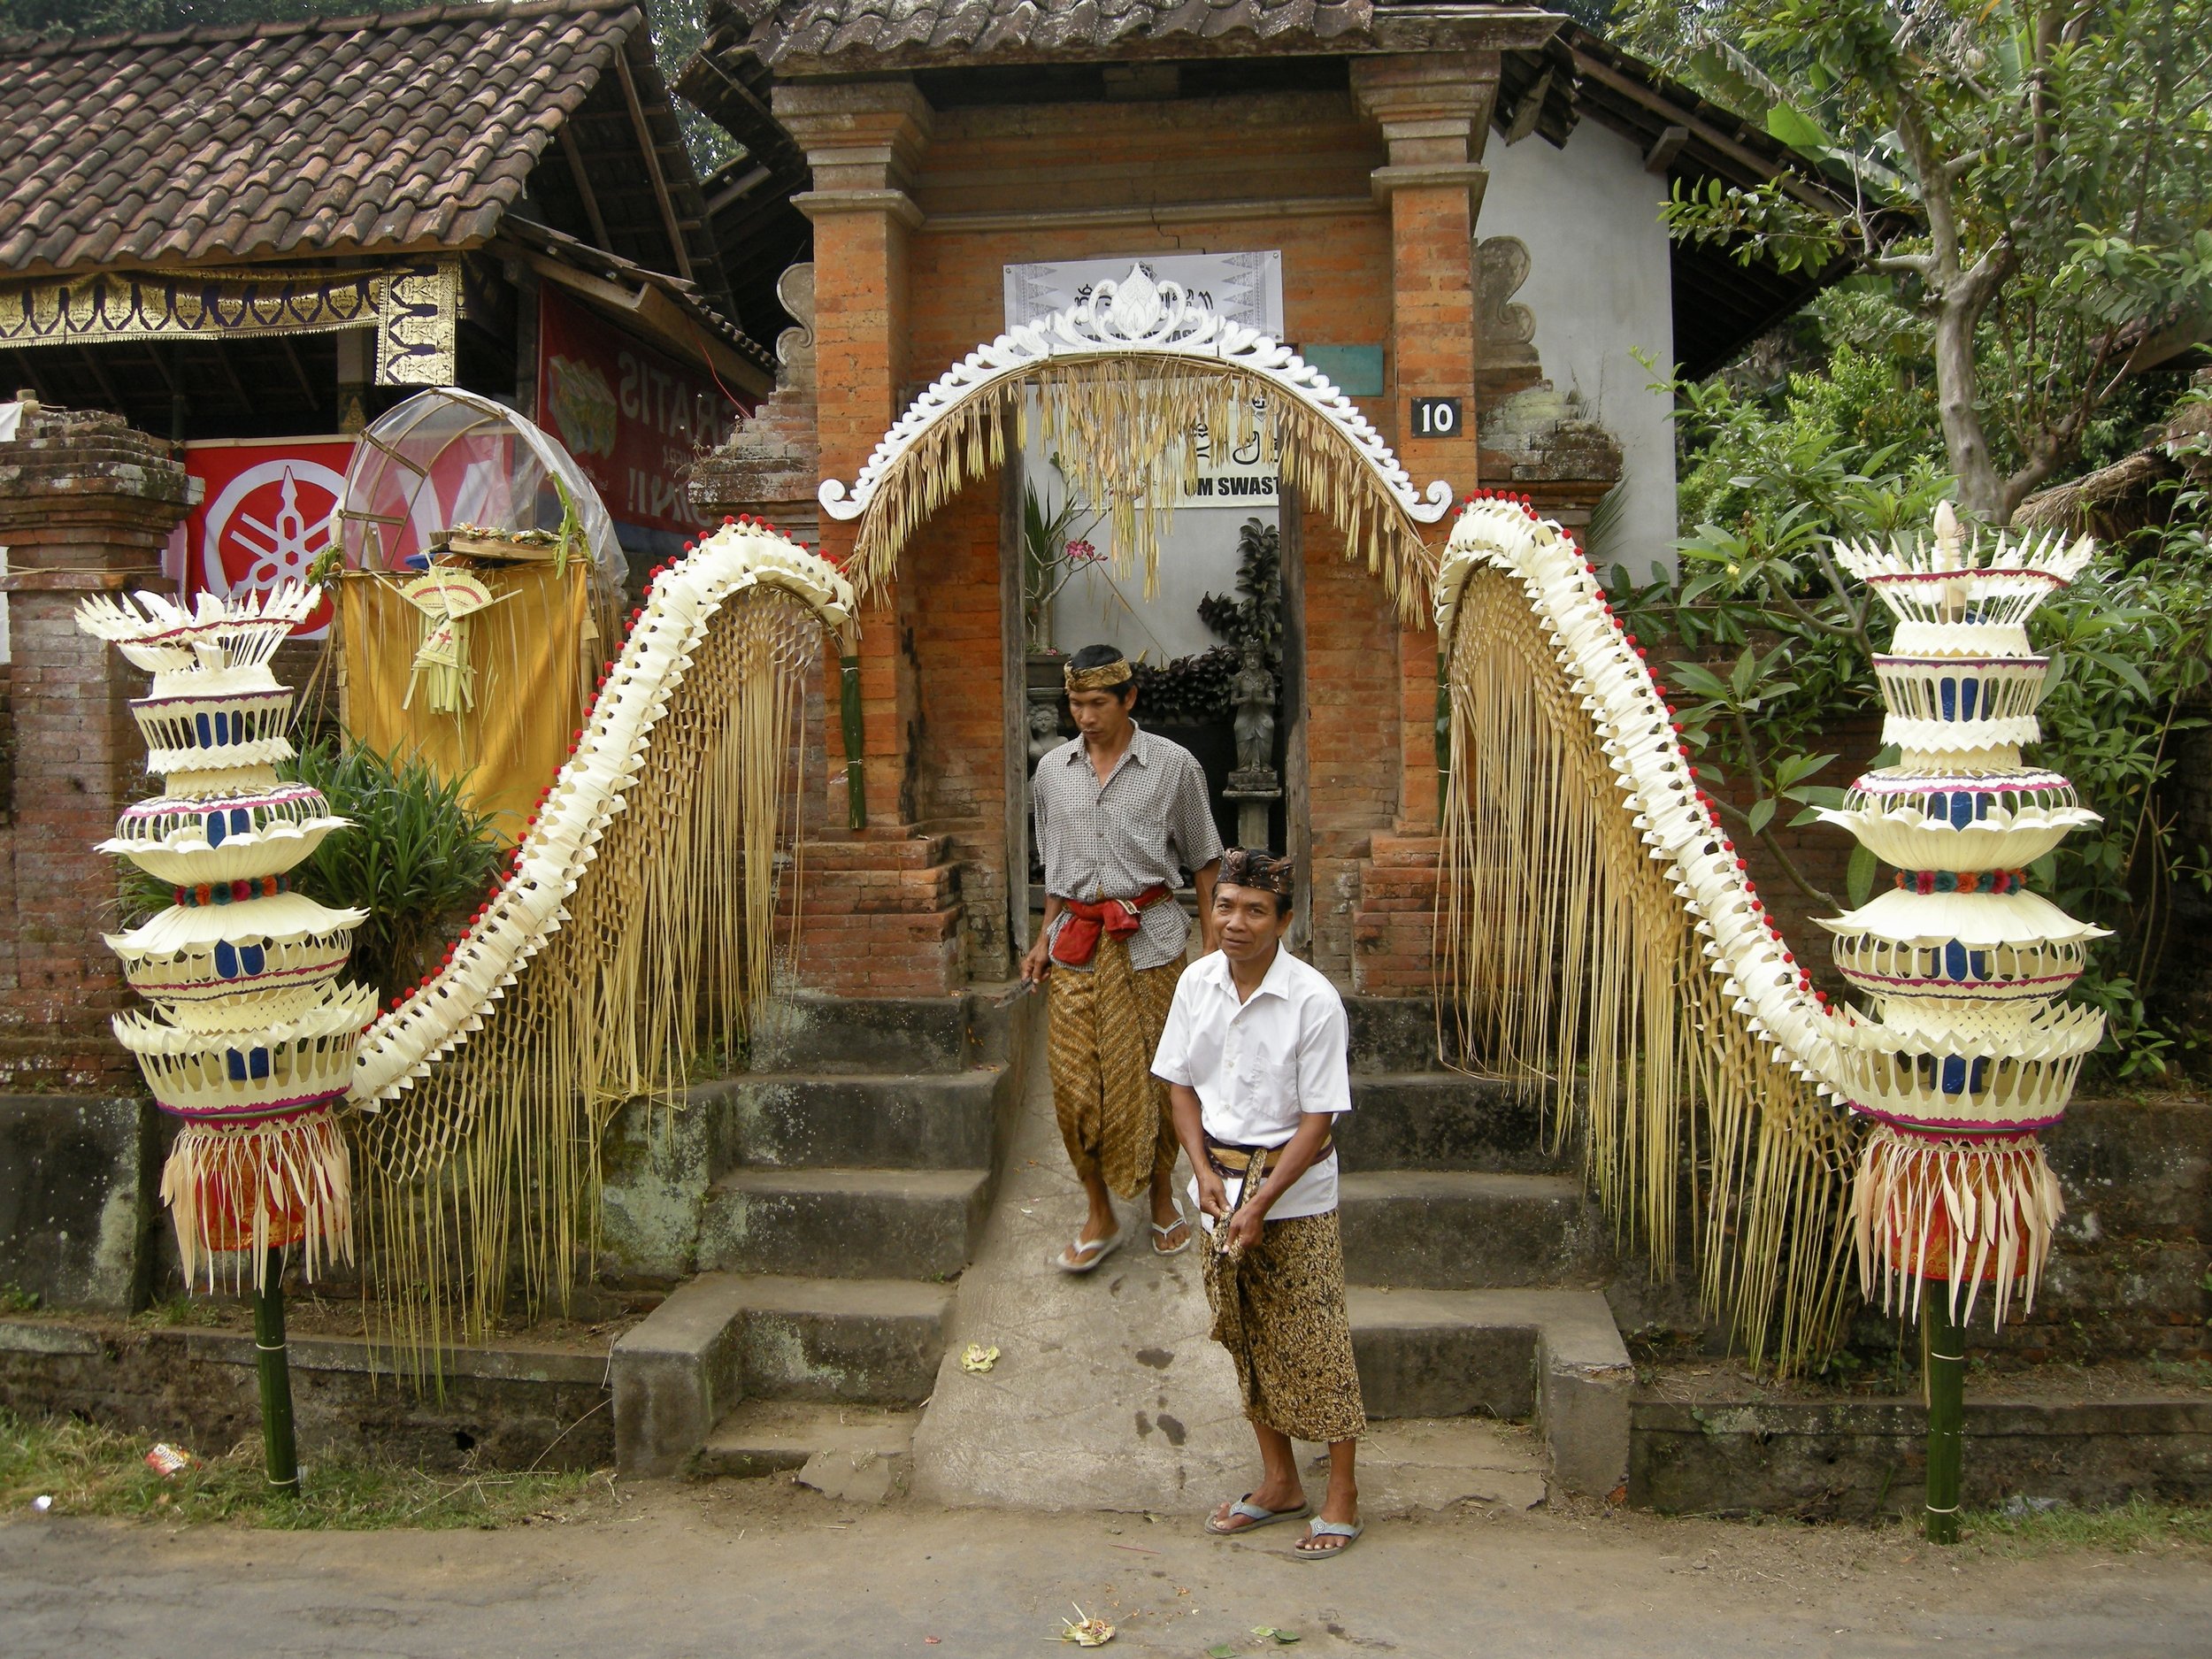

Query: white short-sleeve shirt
left=1151, top=945, right=1354, bottom=1222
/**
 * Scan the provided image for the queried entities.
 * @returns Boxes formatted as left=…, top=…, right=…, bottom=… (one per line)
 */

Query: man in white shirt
left=1151, top=847, right=1366, bottom=1559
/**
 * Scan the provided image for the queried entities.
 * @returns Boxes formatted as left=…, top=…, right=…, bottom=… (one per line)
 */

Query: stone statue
left=1027, top=697, right=1064, bottom=770
left=1231, top=638, right=1277, bottom=778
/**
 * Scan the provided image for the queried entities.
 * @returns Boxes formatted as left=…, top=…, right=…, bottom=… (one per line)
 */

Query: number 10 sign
left=1410, top=396, right=1463, bottom=437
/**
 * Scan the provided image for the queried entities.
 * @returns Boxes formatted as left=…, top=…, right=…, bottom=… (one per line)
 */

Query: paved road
left=5, top=1478, right=2208, bottom=1658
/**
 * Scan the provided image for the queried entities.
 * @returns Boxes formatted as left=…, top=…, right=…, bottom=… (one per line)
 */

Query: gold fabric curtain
left=335, top=564, right=598, bottom=838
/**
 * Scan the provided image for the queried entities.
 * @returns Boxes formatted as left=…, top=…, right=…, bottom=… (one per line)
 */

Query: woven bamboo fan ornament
left=1817, top=501, right=2103, bottom=1329
left=77, top=585, right=374, bottom=1292
left=399, top=567, right=503, bottom=714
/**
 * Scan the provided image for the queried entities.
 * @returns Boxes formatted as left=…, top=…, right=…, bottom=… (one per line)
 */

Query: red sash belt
left=1051, top=884, right=1172, bottom=966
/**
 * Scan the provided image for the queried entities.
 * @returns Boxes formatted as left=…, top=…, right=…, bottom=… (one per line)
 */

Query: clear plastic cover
left=333, top=388, right=625, bottom=586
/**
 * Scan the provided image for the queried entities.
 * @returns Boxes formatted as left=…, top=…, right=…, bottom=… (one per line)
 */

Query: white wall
left=1045, top=498, right=1261, bottom=664
left=1482, top=120, right=1679, bottom=577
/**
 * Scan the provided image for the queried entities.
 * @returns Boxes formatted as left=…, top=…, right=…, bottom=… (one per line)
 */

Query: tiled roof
left=0, top=2, right=639, bottom=276
left=732, top=0, right=1374, bottom=66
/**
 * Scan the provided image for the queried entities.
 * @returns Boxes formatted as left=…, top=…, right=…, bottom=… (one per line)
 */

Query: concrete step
left=745, top=988, right=1018, bottom=1074
left=699, top=1400, right=918, bottom=1501
left=1338, top=1170, right=1612, bottom=1290
left=700, top=1167, right=991, bottom=1280
left=614, top=1272, right=953, bottom=1476
left=1338, top=1071, right=1563, bottom=1172
left=704, top=1066, right=1010, bottom=1172
left=1305, top=1417, right=1548, bottom=1516
left=1348, top=1286, right=1634, bottom=1499
left=1344, top=995, right=1445, bottom=1073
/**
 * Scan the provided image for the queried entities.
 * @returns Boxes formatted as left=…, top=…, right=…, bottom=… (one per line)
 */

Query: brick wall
left=0, top=405, right=192, bottom=1088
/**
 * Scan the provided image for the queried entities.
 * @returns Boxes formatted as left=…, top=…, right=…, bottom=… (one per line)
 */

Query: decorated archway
left=817, top=265, right=1456, bottom=618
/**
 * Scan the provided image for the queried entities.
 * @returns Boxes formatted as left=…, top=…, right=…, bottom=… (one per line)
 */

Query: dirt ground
left=5, top=1475, right=2210, bottom=1658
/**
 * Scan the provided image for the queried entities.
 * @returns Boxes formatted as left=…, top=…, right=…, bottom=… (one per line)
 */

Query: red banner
left=536, top=286, right=741, bottom=536
left=174, top=437, right=356, bottom=638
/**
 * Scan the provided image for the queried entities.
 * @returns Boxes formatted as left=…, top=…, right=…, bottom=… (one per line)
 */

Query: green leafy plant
left=1621, top=0, right=2212, bottom=526
left=284, top=739, right=503, bottom=1004
left=1615, top=371, right=2212, bottom=1079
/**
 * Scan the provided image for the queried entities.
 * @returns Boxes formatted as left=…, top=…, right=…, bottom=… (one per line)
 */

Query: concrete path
left=8, top=1482, right=2211, bottom=1659
left=909, top=1021, right=1543, bottom=1514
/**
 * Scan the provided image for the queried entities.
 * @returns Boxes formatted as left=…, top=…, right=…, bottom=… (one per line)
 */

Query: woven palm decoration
left=822, top=266, right=1447, bottom=621
left=79, top=586, right=374, bottom=1290
left=1818, top=502, right=2102, bottom=1326
left=1436, top=495, right=1858, bottom=1373
left=344, top=520, right=853, bottom=1363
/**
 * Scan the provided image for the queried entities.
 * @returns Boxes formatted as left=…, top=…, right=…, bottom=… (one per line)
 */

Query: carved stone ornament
left=773, top=262, right=815, bottom=392
left=818, top=265, right=1455, bottom=526
left=1478, top=237, right=1538, bottom=357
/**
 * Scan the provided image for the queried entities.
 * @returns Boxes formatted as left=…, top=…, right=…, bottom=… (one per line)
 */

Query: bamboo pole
left=840, top=620, right=866, bottom=830
left=1922, top=1279, right=1964, bottom=1543
left=254, top=1246, right=301, bottom=1494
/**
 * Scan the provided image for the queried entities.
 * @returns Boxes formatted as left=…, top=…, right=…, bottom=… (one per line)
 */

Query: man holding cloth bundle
left=1152, top=845, right=1366, bottom=1558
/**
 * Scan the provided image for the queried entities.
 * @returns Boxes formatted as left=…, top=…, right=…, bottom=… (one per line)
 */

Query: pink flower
left=1064, top=539, right=1100, bottom=565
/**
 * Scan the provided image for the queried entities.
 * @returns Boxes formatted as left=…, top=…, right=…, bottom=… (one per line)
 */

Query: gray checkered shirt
left=1033, top=724, right=1225, bottom=972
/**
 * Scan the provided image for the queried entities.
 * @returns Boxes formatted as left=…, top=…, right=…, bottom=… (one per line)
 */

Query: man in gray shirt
left=1022, top=643, right=1223, bottom=1272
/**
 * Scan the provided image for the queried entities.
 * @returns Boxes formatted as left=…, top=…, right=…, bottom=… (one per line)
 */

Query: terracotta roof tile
left=0, top=0, right=634, bottom=275
left=736, top=0, right=1374, bottom=64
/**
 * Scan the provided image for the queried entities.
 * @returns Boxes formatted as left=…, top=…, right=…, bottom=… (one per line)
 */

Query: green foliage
left=0, top=1406, right=608, bottom=1529
left=0, top=0, right=361, bottom=33
left=1620, top=0, right=2212, bottom=522
left=285, top=740, right=503, bottom=1004
left=1961, top=1494, right=2212, bottom=1555
left=1617, top=373, right=2212, bottom=1079
left=1136, top=519, right=1283, bottom=725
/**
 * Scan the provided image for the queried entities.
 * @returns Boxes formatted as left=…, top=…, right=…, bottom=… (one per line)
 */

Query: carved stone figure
left=1231, top=638, right=1277, bottom=778
left=1027, top=697, right=1064, bottom=770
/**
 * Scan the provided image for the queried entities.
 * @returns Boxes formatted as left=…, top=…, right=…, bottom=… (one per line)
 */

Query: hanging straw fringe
left=843, top=360, right=1433, bottom=622
left=1852, top=1125, right=2065, bottom=1329
left=163, top=1111, right=354, bottom=1293
left=346, top=527, right=849, bottom=1375
left=1437, top=508, right=1861, bottom=1374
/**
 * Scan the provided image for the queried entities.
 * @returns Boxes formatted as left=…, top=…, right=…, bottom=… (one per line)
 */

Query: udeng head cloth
left=1064, top=657, right=1133, bottom=695
left=1219, top=846, right=1294, bottom=897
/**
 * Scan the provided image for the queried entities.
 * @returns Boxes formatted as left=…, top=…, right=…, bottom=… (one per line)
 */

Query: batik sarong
left=1203, top=1207, right=1368, bottom=1445
left=1047, top=934, right=1184, bottom=1198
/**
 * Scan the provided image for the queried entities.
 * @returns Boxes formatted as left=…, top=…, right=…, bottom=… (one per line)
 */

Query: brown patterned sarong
left=1203, top=1208, right=1368, bottom=1445
left=1047, top=935, right=1184, bottom=1198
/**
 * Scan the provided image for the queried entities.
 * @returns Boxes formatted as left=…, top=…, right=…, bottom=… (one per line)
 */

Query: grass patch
left=0, top=1408, right=613, bottom=1531
left=1962, top=1496, right=2212, bottom=1554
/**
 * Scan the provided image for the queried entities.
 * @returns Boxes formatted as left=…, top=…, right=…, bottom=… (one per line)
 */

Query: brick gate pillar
left=0, top=403, right=195, bottom=1087
left=764, top=80, right=964, bottom=995
left=1348, top=54, right=1500, bottom=994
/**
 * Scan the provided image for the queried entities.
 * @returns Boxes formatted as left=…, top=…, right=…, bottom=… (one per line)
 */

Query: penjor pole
left=1816, top=502, right=2102, bottom=1542
left=78, top=584, right=373, bottom=1494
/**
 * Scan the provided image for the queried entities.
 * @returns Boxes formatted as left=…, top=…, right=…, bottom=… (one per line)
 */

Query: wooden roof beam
left=1573, top=50, right=1839, bottom=211
left=557, top=122, right=612, bottom=250
left=612, top=47, right=695, bottom=283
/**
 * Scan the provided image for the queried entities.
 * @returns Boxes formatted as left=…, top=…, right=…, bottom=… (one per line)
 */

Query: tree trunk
left=1932, top=299, right=2004, bottom=523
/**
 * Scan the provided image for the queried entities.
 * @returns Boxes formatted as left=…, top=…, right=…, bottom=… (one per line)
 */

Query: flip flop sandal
left=1293, top=1519, right=1363, bottom=1559
left=1204, top=1494, right=1313, bottom=1536
left=1054, top=1228, right=1123, bottom=1274
left=1152, top=1215, right=1193, bottom=1256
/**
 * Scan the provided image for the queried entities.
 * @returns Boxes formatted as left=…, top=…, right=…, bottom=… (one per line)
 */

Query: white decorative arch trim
left=818, top=265, right=1454, bottom=528
left=1439, top=496, right=1853, bottom=1106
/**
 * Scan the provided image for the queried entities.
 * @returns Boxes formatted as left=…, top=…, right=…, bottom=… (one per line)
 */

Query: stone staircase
left=609, top=988, right=1632, bottom=1499
left=1338, top=1000, right=1634, bottom=1496
left=607, top=991, right=1029, bottom=1479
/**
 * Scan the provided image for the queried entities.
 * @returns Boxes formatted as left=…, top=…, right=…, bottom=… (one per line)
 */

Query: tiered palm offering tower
left=1816, top=502, right=2104, bottom=1539
left=79, top=584, right=375, bottom=1488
